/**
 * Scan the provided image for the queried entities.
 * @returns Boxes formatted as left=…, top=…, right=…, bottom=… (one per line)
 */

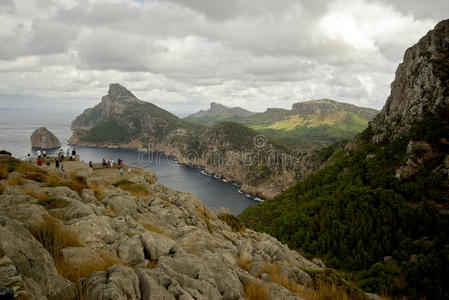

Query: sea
left=0, top=108, right=260, bottom=215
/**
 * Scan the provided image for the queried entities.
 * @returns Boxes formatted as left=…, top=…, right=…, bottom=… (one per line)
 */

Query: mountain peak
left=187, top=102, right=255, bottom=118
left=370, top=18, right=449, bottom=143
left=107, top=83, right=137, bottom=101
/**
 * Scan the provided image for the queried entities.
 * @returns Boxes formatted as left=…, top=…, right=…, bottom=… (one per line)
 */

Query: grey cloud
left=369, top=0, right=449, bottom=20
left=0, top=0, right=16, bottom=14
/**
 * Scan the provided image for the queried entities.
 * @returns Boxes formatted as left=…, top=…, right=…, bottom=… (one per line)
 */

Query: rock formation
left=30, top=127, right=61, bottom=149
left=370, top=19, right=449, bottom=143
left=0, top=157, right=324, bottom=299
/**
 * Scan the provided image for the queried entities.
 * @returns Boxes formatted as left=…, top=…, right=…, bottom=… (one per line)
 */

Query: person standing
left=26, top=153, right=31, bottom=162
left=66, top=148, right=70, bottom=160
left=55, top=159, right=60, bottom=168
left=42, top=150, right=47, bottom=158
left=72, top=148, right=76, bottom=161
left=89, top=161, right=93, bottom=168
left=120, top=167, right=124, bottom=176
left=37, top=149, right=42, bottom=159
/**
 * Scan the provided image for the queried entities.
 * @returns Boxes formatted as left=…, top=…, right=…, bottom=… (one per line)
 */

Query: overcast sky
left=0, top=0, right=447, bottom=115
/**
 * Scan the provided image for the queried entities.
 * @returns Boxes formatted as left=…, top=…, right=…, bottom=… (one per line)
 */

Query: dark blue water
left=0, top=108, right=258, bottom=214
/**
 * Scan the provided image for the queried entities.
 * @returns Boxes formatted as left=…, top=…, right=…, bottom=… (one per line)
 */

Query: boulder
left=87, top=265, right=141, bottom=300
left=140, top=231, right=177, bottom=260
left=0, top=216, right=74, bottom=299
left=30, top=127, right=61, bottom=149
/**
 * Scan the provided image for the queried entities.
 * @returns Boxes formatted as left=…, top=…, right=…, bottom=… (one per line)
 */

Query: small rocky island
left=30, top=127, right=61, bottom=149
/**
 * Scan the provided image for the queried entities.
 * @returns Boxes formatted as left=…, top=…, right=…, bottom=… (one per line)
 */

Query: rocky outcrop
left=0, top=158, right=324, bottom=299
left=30, top=127, right=61, bottom=149
left=370, top=19, right=449, bottom=143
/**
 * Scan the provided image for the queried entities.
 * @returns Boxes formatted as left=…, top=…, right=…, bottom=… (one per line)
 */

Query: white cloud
left=0, top=0, right=447, bottom=114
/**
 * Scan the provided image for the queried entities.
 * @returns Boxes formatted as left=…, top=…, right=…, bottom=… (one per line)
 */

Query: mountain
left=70, top=84, right=314, bottom=198
left=186, top=99, right=378, bottom=150
left=70, top=83, right=199, bottom=146
left=185, top=102, right=255, bottom=123
left=240, top=19, right=449, bottom=299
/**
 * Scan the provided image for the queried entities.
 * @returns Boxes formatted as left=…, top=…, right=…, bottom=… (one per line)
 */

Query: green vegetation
left=219, top=214, right=245, bottom=232
left=184, top=102, right=377, bottom=151
left=240, top=107, right=449, bottom=299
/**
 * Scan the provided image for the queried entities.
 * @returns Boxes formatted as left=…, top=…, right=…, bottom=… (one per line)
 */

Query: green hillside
left=240, top=107, right=449, bottom=298
left=185, top=100, right=378, bottom=151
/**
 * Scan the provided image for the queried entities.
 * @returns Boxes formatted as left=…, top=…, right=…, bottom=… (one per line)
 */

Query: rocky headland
left=0, top=156, right=342, bottom=300
left=69, top=84, right=319, bottom=199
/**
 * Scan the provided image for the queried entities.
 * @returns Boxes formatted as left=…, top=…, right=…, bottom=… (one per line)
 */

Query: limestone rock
left=0, top=216, right=74, bottom=299
left=370, top=19, right=449, bottom=143
left=87, top=265, right=141, bottom=300
left=30, top=127, right=61, bottom=149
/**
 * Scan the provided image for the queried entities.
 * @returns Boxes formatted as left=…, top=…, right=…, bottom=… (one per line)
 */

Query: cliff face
left=0, top=157, right=323, bottom=299
left=30, top=127, right=61, bottom=149
left=370, top=19, right=449, bottom=143
left=70, top=85, right=312, bottom=199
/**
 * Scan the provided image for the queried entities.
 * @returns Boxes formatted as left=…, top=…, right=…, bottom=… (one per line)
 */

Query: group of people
left=101, top=157, right=125, bottom=176
left=57, top=148, right=77, bottom=161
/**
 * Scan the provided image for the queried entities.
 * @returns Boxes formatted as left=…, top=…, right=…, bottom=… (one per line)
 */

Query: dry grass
left=89, top=184, right=104, bottom=201
left=237, top=255, right=252, bottom=272
left=25, top=188, right=48, bottom=199
left=219, top=214, right=245, bottom=232
left=244, top=280, right=269, bottom=300
left=0, top=164, right=8, bottom=179
left=37, top=197, right=70, bottom=210
left=8, top=177, right=24, bottom=186
left=44, top=173, right=89, bottom=195
left=141, top=222, right=164, bottom=235
left=146, top=259, right=158, bottom=269
left=196, top=206, right=215, bottom=233
left=56, top=251, right=121, bottom=282
left=259, top=263, right=304, bottom=295
left=299, top=280, right=353, bottom=300
left=29, top=216, right=83, bottom=259
left=113, top=179, right=150, bottom=198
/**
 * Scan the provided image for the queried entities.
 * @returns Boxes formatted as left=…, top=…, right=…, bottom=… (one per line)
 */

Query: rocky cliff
left=30, top=127, right=61, bottom=149
left=0, top=156, right=328, bottom=299
left=370, top=19, right=449, bottom=143
left=70, top=84, right=315, bottom=199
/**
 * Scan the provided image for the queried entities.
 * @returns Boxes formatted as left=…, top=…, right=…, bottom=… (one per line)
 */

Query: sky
left=0, top=0, right=447, bottom=115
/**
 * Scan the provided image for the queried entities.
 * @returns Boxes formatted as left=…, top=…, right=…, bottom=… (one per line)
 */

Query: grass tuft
left=244, top=280, right=269, bottom=300
left=89, top=184, right=104, bottom=201
left=113, top=179, right=150, bottom=198
left=37, top=197, right=70, bottom=210
left=237, top=255, right=252, bottom=272
left=29, top=216, right=83, bottom=260
left=8, top=177, right=24, bottom=186
left=141, top=222, right=164, bottom=235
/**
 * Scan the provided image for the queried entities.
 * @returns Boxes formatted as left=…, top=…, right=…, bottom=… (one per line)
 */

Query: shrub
left=244, top=280, right=269, bottom=300
left=258, top=263, right=302, bottom=294
left=219, top=214, right=245, bottom=232
left=24, top=172, right=47, bottom=182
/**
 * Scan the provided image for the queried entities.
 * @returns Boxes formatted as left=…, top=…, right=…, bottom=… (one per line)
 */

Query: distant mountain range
left=185, top=99, right=378, bottom=150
